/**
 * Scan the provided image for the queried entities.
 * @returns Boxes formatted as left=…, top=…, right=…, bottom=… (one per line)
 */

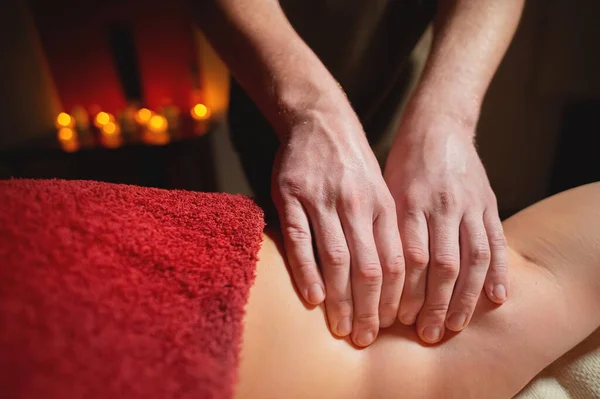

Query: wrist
left=405, top=82, right=482, bottom=135
left=393, top=88, right=479, bottom=150
left=273, top=74, right=358, bottom=141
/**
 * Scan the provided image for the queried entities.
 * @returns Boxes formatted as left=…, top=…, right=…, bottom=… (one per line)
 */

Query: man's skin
left=196, top=0, right=524, bottom=346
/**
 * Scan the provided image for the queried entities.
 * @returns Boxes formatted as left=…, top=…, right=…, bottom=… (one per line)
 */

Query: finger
left=446, top=214, right=490, bottom=332
left=483, top=208, right=509, bottom=304
left=373, top=206, right=405, bottom=328
left=309, top=210, right=353, bottom=337
left=278, top=198, right=325, bottom=305
left=340, top=205, right=382, bottom=347
left=397, top=209, right=429, bottom=326
left=416, top=214, right=460, bottom=344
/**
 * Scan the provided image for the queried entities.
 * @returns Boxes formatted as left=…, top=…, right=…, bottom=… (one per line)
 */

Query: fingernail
left=356, top=330, right=374, bottom=347
left=306, top=284, right=324, bottom=304
left=447, top=312, right=467, bottom=331
left=399, top=313, right=416, bottom=325
left=422, top=326, right=442, bottom=343
left=492, top=284, right=507, bottom=302
left=336, top=317, right=352, bottom=336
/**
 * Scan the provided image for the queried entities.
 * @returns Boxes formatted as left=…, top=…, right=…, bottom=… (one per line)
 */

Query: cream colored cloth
left=516, top=329, right=600, bottom=398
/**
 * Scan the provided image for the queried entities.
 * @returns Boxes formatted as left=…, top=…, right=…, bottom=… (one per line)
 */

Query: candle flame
left=58, top=127, right=74, bottom=141
left=148, top=114, right=168, bottom=133
left=56, top=112, right=74, bottom=128
left=135, top=108, right=153, bottom=125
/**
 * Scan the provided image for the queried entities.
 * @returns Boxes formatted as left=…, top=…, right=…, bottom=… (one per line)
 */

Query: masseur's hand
left=384, top=111, right=508, bottom=344
left=272, top=99, right=404, bottom=348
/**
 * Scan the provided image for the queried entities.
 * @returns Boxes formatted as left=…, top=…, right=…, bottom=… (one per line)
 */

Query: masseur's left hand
left=384, top=107, right=508, bottom=344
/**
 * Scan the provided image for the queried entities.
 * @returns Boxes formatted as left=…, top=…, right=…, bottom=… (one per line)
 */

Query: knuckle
left=433, top=191, right=456, bottom=214
left=402, top=194, right=422, bottom=213
left=294, top=259, right=316, bottom=274
left=490, top=259, right=508, bottom=273
left=470, top=245, right=491, bottom=264
left=405, top=247, right=429, bottom=270
left=382, top=254, right=405, bottom=278
left=355, top=312, right=379, bottom=327
left=432, top=254, right=459, bottom=276
left=487, top=191, right=499, bottom=205
left=380, top=299, right=400, bottom=310
left=489, top=231, right=507, bottom=249
left=424, top=303, right=450, bottom=317
left=456, top=289, right=481, bottom=305
left=322, top=245, right=350, bottom=268
left=277, top=174, right=306, bottom=197
left=340, top=191, right=368, bottom=214
left=356, top=264, right=383, bottom=286
left=378, top=192, right=397, bottom=213
left=402, top=290, right=426, bottom=306
left=284, top=224, right=311, bottom=243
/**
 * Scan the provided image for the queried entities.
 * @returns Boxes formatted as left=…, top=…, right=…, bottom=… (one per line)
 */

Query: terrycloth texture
left=0, top=179, right=264, bottom=399
left=515, top=329, right=600, bottom=399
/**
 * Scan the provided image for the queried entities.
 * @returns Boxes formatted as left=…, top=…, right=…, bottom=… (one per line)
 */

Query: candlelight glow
left=58, top=127, right=74, bottom=141
left=56, top=112, right=74, bottom=128
left=148, top=114, right=168, bottom=133
left=61, top=139, right=80, bottom=152
left=94, top=112, right=114, bottom=128
left=58, top=126, right=79, bottom=152
left=191, top=103, right=210, bottom=120
left=143, top=130, right=170, bottom=146
left=135, top=108, right=153, bottom=125
left=101, top=134, right=122, bottom=149
left=96, top=112, right=109, bottom=125
left=102, top=122, right=118, bottom=136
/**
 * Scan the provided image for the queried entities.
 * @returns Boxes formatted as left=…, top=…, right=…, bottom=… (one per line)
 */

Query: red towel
left=0, top=179, right=264, bottom=399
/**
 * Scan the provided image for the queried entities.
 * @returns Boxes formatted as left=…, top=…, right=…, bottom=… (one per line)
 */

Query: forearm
left=407, top=0, right=524, bottom=132
left=195, top=0, right=351, bottom=138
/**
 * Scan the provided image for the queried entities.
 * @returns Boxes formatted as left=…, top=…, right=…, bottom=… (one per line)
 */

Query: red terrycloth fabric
left=0, top=179, right=264, bottom=399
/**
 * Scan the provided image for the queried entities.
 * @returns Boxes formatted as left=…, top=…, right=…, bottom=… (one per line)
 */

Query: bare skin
left=236, top=183, right=600, bottom=399
left=384, top=0, right=524, bottom=343
left=196, top=0, right=524, bottom=346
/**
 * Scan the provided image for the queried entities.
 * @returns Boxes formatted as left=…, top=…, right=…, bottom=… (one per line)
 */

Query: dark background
left=0, top=0, right=598, bottom=217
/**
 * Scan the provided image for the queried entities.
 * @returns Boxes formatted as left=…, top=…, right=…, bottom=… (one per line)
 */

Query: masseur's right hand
left=272, top=98, right=405, bottom=348
left=196, top=0, right=403, bottom=348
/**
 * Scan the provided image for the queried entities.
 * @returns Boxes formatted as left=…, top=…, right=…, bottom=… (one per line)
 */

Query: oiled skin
left=236, top=183, right=600, bottom=399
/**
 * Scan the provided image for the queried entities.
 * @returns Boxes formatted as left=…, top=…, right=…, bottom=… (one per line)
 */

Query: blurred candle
left=147, top=114, right=168, bottom=133
left=56, top=112, right=75, bottom=129
left=101, top=121, right=120, bottom=136
left=100, top=121, right=123, bottom=148
left=70, top=105, right=92, bottom=147
left=134, top=108, right=153, bottom=125
left=191, top=103, right=210, bottom=121
left=191, top=103, right=211, bottom=136
left=94, top=111, right=114, bottom=128
left=143, top=114, right=170, bottom=145
left=57, top=127, right=79, bottom=152
left=58, top=127, right=74, bottom=141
